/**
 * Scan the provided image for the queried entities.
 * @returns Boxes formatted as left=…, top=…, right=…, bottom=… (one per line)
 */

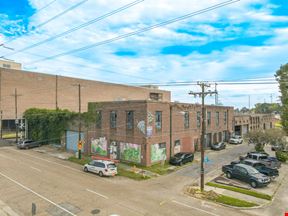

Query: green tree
left=253, top=103, right=281, bottom=114
left=275, top=63, right=288, bottom=133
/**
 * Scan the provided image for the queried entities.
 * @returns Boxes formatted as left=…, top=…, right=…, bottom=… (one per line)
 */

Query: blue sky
left=0, top=0, right=287, bottom=108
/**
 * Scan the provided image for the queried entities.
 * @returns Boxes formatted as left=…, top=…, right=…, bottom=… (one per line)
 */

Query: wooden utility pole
left=189, top=82, right=217, bottom=192
left=55, top=75, right=58, bottom=110
left=73, top=84, right=82, bottom=159
left=11, top=88, right=22, bottom=143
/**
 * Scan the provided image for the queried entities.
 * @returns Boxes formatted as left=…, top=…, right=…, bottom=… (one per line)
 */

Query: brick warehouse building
left=77, top=100, right=233, bottom=166
left=0, top=68, right=170, bottom=132
left=234, top=113, right=277, bottom=136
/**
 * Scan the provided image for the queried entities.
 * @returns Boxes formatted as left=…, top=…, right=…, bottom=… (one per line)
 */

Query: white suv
left=229, top=135, right=243, bottom=144
left=83, top=160, right=117, bottom=177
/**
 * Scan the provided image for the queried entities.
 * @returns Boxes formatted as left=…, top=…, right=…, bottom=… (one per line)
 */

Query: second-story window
left=216, top=111, right=220, bottom=126
left=126, top=111, right=134, bottom=130
left=110, top=111, right=117, bottom=129
left=224, top=111, right=227, bottom=125
left=207, top=112, right=211, bottom=127
left=184, top=111, right=189, bottom=128
left=96, top=110, right=102, bottom=128
left=155, top=111, right=162, bottom=131
left=197, top=112, right=201, bottom=128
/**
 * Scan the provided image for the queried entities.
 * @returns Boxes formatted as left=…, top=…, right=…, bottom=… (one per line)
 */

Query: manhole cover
left=91, top=209, right=101, bottom=214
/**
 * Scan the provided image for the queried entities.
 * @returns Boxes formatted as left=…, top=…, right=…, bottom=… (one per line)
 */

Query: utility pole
left=55, top=75, right=58, bottom=110
left=189, top=82, right=217, bottom=192
left=270, top=94, right=273, bottom=104
left=248, top=95, right=251, bottom=110
left=73, top=84, right=82, bottom=159
left=214, top=83, right=218, bottom=105
left=11, top=88, right=22, bottom=144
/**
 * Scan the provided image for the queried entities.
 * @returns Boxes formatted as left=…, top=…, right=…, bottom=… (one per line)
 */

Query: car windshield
left=108, top=164, right=116, bottom=169
left=245, top=166, right=260, bottom=174
left=174, top=153, right=184, bottom=158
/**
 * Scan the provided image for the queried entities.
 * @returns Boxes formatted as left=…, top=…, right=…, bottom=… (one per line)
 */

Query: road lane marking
left=86, top=189, right=109, bottom=199
left=0, top=171, right=77, bottom=216
left=4, top=148, right=115, bottom=183
left=172, top=200, right=221, bottom=216
left=30, top=166, right=42, bottom=172
left=0, top=153, right=17, bottom=161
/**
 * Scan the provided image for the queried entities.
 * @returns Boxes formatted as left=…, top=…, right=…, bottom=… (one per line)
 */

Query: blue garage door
left=66, top=130, right=84, bottom=152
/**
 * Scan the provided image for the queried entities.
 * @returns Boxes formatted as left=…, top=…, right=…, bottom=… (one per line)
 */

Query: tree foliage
left=245, top=128, right=287, bottom=152
left=253, top=103, right=281, bottom=114
left=275, top=63, right=288, bottom=133
left=24, top=108, right=76, bottom=144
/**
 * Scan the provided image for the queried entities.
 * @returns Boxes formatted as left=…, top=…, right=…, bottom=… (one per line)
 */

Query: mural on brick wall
left=91, top=137, right=108, bottom=156
left=120, top=142, right=141, bottom=163
left=151, top=143, right=166, bottom=162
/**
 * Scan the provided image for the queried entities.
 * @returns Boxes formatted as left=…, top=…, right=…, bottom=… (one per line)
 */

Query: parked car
left=211, top=142, right=226, bottom=151
left=232, top=159, right=279, bottom=178
left=17, top=140, right=41, bottom=149
left=83, top=160, right=117, bottom=177
left=240, top=152, right=281, bottom=169
left=229, top=136, right=243, bottom=144
left=271, top=144, right=282, bottom=151
left=169, top=152, right=194, bottom=166
left=222, top=163, right=271, bottom=188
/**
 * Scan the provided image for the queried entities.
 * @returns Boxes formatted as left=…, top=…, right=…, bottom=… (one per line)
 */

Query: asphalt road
left=0, top=144, right=265, bottom=216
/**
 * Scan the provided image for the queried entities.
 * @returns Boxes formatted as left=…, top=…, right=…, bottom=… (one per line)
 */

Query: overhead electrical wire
left=25, top=0, right=240, bottom=65
left=2, top=0, right=89, bottom=46
left=2, top=0, right=144, bottom=58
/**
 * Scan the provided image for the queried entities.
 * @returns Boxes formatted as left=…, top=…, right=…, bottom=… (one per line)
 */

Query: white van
left=83, top=160, right=117, bottom=177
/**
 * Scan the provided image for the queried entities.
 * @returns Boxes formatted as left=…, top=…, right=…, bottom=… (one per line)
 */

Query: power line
left=25, top=0, right=240, bottom=66
left=34, top=0, right=58, bottom=15
left=2, top=0, right=89, bottom=46
left=3, top=0, right=144, bottom=58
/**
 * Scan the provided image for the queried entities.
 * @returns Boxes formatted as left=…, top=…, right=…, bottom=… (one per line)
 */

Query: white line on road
left=0, top=171, right=77, bottom=216
left=30, top=166, right=42, bottom=172
left=86, top=188, right=109, bottom=199
left=172, top=200, right=221, bottom=216
left=0, top=153, right=17, bottom=161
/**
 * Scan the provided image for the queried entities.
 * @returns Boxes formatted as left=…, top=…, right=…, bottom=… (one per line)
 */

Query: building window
left=224, top=111, right=227, bottom=125
left=110, top=111, right=117, bottom=129
left=184, top=111, right=189, bottom=128
left=197, top=112, right=201, bottom=128
left=96, top=110, right=102, bottom=128
left=216, top=112, right=220, bottom=126
left=126, top=111, right=134, bottom=130
left=155, top=111, right=162, bottom=130
left=2, top=64, right=11, bottom=69
left=174, top=140, right=180, bottom=146
left=150, top=93, right=163, bottom=101
left=207, top=112, right=211, bottom=127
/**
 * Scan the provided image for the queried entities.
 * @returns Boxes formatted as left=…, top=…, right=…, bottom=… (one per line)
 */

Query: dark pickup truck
left=222, top=163, right=271, bottom=188
left=231, top=159, right=279, bottom=178
left=239, top=152, right=281, bottom=169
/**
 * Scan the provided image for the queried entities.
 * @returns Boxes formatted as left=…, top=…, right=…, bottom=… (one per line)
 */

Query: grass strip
left=214, top=194, right=258, bottom=207
left=67, top=156, right=92, bottom=166
left=206, top=182, right=272, bottom=200
left=117, top=167, right=150, bottom=181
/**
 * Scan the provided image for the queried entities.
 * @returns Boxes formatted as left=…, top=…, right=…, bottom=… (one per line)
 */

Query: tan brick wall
left=0, top=68, right=170, bottom=119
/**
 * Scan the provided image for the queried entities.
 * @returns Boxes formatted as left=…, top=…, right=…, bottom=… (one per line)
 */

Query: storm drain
left=46, top=202, right=81, bottom=216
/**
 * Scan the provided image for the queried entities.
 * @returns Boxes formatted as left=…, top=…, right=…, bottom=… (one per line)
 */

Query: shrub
left=276, top=151, right=288, bottom=162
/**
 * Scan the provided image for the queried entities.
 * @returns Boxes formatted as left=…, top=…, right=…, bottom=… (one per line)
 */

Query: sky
left=0, top=0, right=287, bottom=108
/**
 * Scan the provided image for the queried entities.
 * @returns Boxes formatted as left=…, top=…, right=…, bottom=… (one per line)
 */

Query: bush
left=276, top=151, right=288, bottom=162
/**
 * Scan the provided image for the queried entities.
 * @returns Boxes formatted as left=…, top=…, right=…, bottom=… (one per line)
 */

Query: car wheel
left=38, top=143, right=41, bottom=147
left=250, top=181, right=257, bottom=188
left=226, top=172, right=232, bottom=179
left=99, top=171, right=104, bottom=177
left=84, top=167, right=88, bottom=172
left=25, top=146, right=29, bottom=150
left=179, top=162, right=183, bottom=166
